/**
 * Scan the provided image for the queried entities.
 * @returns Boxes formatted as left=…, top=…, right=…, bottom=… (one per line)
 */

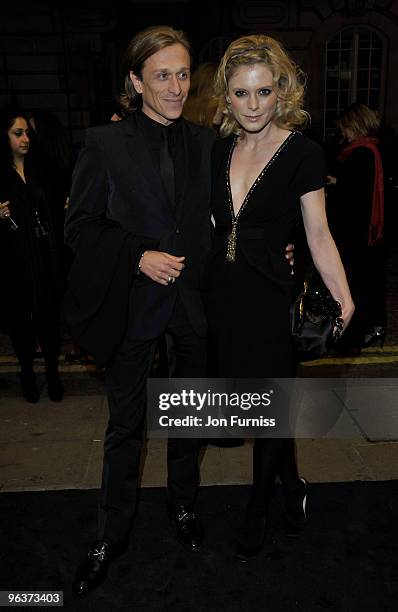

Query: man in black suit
left=65, top=25, right=215, bottom=596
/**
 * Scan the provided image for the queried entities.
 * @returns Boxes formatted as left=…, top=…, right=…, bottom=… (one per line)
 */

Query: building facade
left=1, top=0, right=397, bottom=142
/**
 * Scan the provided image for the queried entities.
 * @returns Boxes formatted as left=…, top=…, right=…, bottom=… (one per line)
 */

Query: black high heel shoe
left=362, top=327, right=386, bottom=349
left=284, top=477, right=308, bottom=537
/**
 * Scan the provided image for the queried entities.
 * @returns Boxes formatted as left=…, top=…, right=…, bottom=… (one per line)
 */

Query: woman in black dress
left=205, top=36, right=354, bottom=558
left=327, top=103, right=386, bottom=350
left=0, top=110, right=64, bottom=402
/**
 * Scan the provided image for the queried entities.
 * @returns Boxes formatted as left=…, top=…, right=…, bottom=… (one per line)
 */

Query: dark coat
left=327, top=145, right=386, bottom=340
left=0, top=163, right=63, bottom=327
left=63, top=218, right=157, bottom=367
left=64, top=113, right=215, bottom=347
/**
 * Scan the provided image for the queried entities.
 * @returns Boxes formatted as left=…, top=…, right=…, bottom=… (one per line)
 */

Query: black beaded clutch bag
left=291, top=281, right=343, bottom=361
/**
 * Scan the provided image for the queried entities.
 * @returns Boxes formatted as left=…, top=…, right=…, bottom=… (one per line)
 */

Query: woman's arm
left=300, top=187, right=355, bottom=329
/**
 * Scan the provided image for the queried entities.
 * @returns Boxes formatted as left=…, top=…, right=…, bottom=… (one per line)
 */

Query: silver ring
left=167, top=276, right=172, bottom=284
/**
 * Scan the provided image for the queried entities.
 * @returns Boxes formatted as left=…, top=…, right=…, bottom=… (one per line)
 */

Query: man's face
left=130, top=43, right=191, bottom=125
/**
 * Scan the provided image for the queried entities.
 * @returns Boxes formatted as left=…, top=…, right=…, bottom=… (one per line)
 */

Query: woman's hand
left=0, top=201, right=10, bottom=219
left=300, top=188, right=355, bottom=337
left=285, top=242, right=295, bottom=274
left=339, top=298, right=355, bottom=334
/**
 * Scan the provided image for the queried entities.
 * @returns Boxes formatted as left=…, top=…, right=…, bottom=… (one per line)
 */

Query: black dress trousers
left=98, top=295, right=206, bottom=545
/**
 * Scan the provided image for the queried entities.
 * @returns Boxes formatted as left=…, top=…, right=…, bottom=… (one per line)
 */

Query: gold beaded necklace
left=225, top=131, right=296, bottom=262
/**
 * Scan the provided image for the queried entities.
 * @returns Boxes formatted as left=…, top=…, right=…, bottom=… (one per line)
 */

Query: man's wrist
left=137, top=251, right=147, bottom=275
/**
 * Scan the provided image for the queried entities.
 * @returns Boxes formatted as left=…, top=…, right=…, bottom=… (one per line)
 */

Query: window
left=324, top=26, right=385, bottom=138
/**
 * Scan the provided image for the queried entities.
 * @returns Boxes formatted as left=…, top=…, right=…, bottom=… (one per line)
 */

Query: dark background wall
left=1, top=0, right=397, bottom=143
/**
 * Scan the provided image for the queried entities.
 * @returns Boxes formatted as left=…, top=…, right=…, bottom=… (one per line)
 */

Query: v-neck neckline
left=226, top=130, right=297, bottom=221
left=13, top=165, right=27, bottom=185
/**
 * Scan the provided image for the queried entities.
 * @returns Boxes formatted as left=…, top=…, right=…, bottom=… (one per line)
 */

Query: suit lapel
left=175, top=119, right=202, bottom=223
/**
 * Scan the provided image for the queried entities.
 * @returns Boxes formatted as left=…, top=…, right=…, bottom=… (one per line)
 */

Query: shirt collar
left=137, top=109, right=182, bottom=141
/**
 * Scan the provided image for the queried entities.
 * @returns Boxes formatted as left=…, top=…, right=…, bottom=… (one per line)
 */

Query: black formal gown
left=205, top=131, right=327, bottom=379
left=204, top=131, right=328, bottom=522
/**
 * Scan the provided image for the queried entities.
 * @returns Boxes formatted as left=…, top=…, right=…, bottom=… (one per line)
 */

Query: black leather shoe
left=46, top=371, right=64, bottom=402
left=20, top=370, right=40, bottom=403
left=236, top=507, right=268, bottom=562
left=363, top=326, right=386, bottom=349
left=284, top=477, right=308, bottom=537
left=72, top=540, right=127, bottom=596
left=168, top=504, right=203, bottom=552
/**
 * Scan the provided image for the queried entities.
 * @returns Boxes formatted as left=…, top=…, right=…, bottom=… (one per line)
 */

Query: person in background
left=28, top=111, right=77, bottom=361
left=28, top=111, right=73, bottom=229
left=110, top=99, right=127, bottom=122
left=205, top=35, right=354, bottom=560
left=183, top=62, right=223, bottom=128
left=327, top=103, right=386, bottom=350
left=0, top=109, right=64, bottom=402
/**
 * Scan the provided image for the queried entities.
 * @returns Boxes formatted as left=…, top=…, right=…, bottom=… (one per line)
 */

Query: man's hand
left=0, top=200, right=11, bottom=219
left=139, top=251, right=185, bottom=286
left=285, top=243, right=294, bottom=274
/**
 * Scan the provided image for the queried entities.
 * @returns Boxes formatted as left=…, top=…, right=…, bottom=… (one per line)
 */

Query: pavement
left=1, top=246, right=398, bottom=493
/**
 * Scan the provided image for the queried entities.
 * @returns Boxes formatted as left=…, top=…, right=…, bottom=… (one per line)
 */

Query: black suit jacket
left=65, top=113, right=215, bottom=340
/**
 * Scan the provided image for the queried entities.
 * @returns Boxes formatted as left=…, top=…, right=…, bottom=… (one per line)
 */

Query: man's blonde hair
left=119, top=25, right=191, bottom=115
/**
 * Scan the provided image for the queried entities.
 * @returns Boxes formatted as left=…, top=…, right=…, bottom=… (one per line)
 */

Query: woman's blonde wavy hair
left=214, top=35, right=310, bottom=137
